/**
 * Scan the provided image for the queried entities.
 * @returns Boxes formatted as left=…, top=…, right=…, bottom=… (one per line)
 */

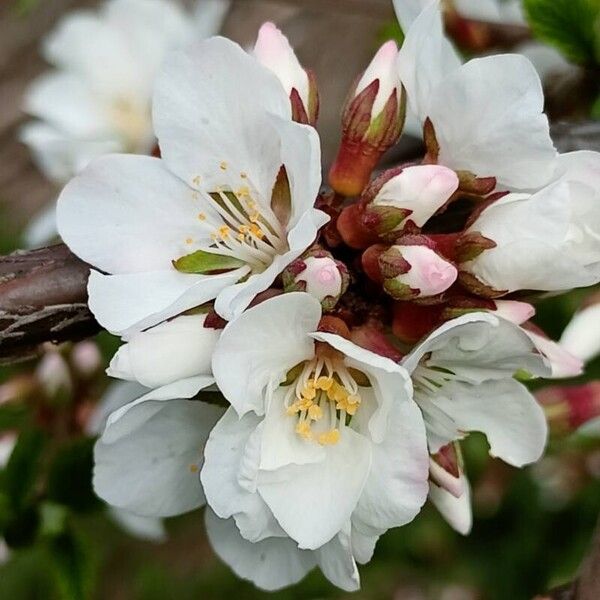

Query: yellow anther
left=185, top=237, right=193, bottom=244
left=345, top=404, right=358, bottom=416
left=189, top=464, right=199, bottom=473
left=308, top=404, right=323, bottom=420
left=237, top=233, right=245, bottom=241
left=287, top=402, right=300, bottom=415
left=318, top=429, right=340, bottom=446
left=249, top=224, right=265, bottom=239
left=220, top=161, right=228, bottom=170
left=236, top=186, right=250, bottom=197
left=296, top=421, right=313, bottom=439
left=197, top=212, right=206, bottom=221
left=218, top=225, right=230, bottom=239
left=250, top=212, right=260, bottom=223
left=347, top=394, right=361, bottom=405
left=315, top=376, right=333, bottom=391
left=302, top=386, right=316, bottom=401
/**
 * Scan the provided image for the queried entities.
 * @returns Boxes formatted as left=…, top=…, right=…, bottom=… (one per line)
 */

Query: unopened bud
left=361, top=165, right=459, bottom=237
left=35, top=351, right=72, bottom=401
left=537, top=382, right=600, bottom=435
left=328, top=41, right=405, bottom=197
left=392, top=302, right=444, bottom=344
left=350, top=322, right=403, bottom=362
left=283, top=250, right=349, bottom=310
left=366, top=243, right=458, bottom=300
left=71, top=341, right=103, bottom=379
left=429, top=443, right=465, bottom=498
left=492, top=300, right=535, bottom=325
left=254, top=22, right=319, bottom=125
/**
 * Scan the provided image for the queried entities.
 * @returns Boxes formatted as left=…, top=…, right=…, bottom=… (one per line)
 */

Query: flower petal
left=403, top=312, right=550, bottom=381
left=432, top=379, right=548, bottom=466
left=212, top=293, right=321, bottom=416
left=258, top=427, right=372, bottom=550
left=428, top=54, right=556, bottom=189
left=57, top=154, right=222, bottom=274
left=87, top=267, right=245, bottom=338
left=107, top=314, right=220, bottom=388
left=429, top=474, right=472, bottom=535
left=561, top=303, right=600, bottom=363
left=201, top=408, right=284, bottom=543
left=153, top=36, right=290, bottom=197
left=353, top=399, right=429, bottom=531
left=94, top=398, right=223, bottom=517
left=316, top=526, right=360, bottom=592
left=205, top=510, right=315, bottom=592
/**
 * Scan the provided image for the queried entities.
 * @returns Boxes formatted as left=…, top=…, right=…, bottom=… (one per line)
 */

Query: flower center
left=283, top=357, right=364, bottom=445
left=201, top=181, right=289, bottom=271
left=107, top=97, right=151, bottom=153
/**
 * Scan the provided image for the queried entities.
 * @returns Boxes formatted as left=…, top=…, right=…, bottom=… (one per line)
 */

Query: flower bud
left=253, top=22, right=318, bottom=125
left=361, top=165, right=459, bottom=236
left=35, top=351, right=73, bottom=401
left=365, top=243, right=458, bottom=300
left=328, top=41, right=405, bottom=197
left=70, top=340, right=103, bottom=379
left=392, top=302, right=444, bottom=344
left=492, top=300, right=536, bottom=325
left=283, top=250, right=349, bottom=311
left=537, top=382, right=600, bottom=436
left=429, top=443, right=465, bottom=499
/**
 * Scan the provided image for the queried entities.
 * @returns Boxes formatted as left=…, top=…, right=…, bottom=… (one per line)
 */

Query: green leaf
left=172, top=250, right=245, bottom=274
left=523, top=0, right=600, bottom=65
left=47, top=528, right=93, bottom=600
left=3, top=429, right=44, bottom=509
left=46, top=438, right=101, bottom=513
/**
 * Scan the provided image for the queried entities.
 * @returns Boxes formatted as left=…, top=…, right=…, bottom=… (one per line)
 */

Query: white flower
left=21, top=0, right=230, bottom=247
left=201, top=292, right=429, bottom=588
left=453, top=0, right=525, bottom=25
left=58, top=37, right=328, bottom=336
left=463, top=151, right=600, bottom=294
left=395, top=1, right=557, bottom=189
left=402, top=312, right=551, bottom=533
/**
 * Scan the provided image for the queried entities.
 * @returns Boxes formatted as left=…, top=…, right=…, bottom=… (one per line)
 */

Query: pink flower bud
left=283, top=251, right=349, bottom=310
left=71, top=340, right=103, bottom=378
left=328, top=41, right=405, bottom=197
left=363, top=165, right=459, bottom=234
left=382, top=244, right=458, bottom=300
left=253, top=22, right=318, bottom=125
left=35, top=351, right=72, bottom=400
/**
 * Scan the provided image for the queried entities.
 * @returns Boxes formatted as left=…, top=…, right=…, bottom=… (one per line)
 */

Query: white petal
left=153, top=37, right=290, bottom=197
left=87, top=267, right=245, bottom=338
left=103, top=376, right=214, bottom=442
left=392, top=0, right=430, bottom=30
left=316, top=527, right=360, bottom=592
left=201, top=408, right=284, bottom=543
left=403, top=312, right=550, bottom=381
left=212, top=293, right=321, bottom=417
left=191, top=0, right=231, bottom=39
left=205, top=510, right=315, bottom=592
left=258, top=427, right=372, bottom=550
left=107, top=314, right=220, bottom=388
left=353, top=399, right=429, bottom=531
left=213, top=208, right=329, bottom=321
left=561, top=303, right=600, bottom=363
left=350, top=521, right=382, bottom=565
left=22, top=202, right=59, bottom=248
left=310, top=331, right=413, bottom=443
left=108, top=508, right=166, bottom=542
left=526, top=330, right=583, bottom=379
left=396, top=1, right=462, bottom=125
left=86, top=380, right=148, bottom=436
left=94, top=398, right=223, bottom=517
left=428, top=55, right=556, bottom=189
left=432, top=379, right=548, bottom=466
left=23, top=72, right=110, bottom=137
left=57, top=154, right=221, bottom=274
left=429, top=475, right=472, bottom=535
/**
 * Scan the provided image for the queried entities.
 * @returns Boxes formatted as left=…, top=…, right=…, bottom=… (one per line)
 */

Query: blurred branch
left=0, top=120, right=599, bottom=364
left=0, top=244, right=98, bottom=364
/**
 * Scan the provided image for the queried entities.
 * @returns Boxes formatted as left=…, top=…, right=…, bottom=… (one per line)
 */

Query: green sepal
left=172, top=250, right=245, bottom=274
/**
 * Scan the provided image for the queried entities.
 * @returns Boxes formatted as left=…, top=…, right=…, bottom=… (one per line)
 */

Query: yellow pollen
left=218, top=225, right=230, bottom=239
left=315, top=376, right=333, bottom=391
left=189, top=464, right=199, bottom=473
left=220, top=161, right=228, bottom=170
left=236, top=186, right=250, bottom=197
left=302, top=386, right=316, bottom=400
left=296, top=421, right=313, bottom=439
left=318, top=429, right=340, bottom=446
left=308, top=404, right=323, bottom=420
left=197, top=212, right=206, bottom=221
left=185, top=237, right=193, bottom=244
